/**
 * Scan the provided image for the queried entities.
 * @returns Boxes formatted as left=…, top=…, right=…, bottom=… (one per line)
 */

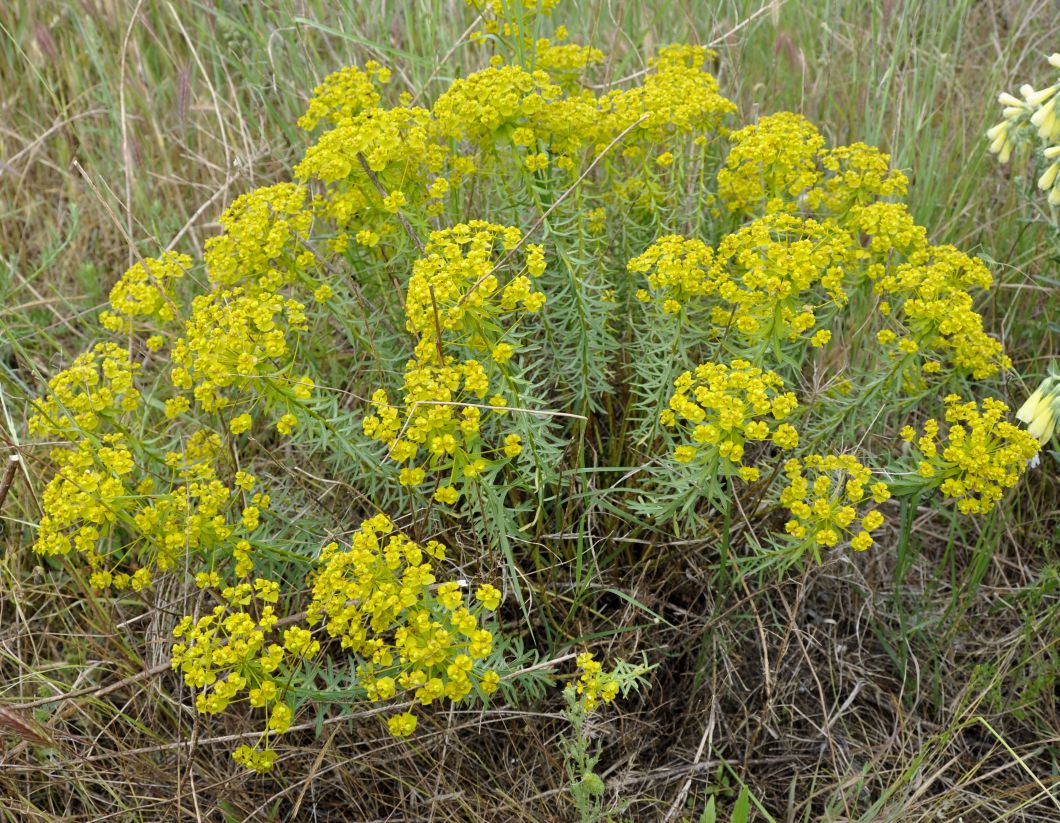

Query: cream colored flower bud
left=1038, top=161, right=1060, bottom=191
left=1017, top=376, right=1060, bottom=444
left=987, top=121, right=1008, bottom=140
left=1025, top=84, right=1058, bottom=107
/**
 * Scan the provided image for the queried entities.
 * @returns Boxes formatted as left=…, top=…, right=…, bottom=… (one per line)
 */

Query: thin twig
left=13, top=661, right=172, bottom=710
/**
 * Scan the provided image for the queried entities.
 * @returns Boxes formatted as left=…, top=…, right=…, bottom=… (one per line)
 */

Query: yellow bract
left=663, top=360, right=800, bottom=482
left=307, top=516, right=501, bottom=723
left=780, top=454, right=890, bottom=553
left=907, top=396, right=1041, bottom=515
left=573, top=652, right=620, bottom=712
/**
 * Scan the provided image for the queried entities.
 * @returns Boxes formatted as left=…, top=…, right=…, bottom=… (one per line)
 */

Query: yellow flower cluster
left=99, top=251, right=190, bottom=337
left=633, top=112, right=1008, bottom=383
left=288, top=34, right=724, bottom=260
left=32, top=436, right=136, bottom=568
left=842, top=202, right=1010, bottom=380
left=28, top=342, right=140, bottom=437
left=433, top=65, right=563, bottom=149
left=572, top=652, right=619, bottom=712
left=779, top=454, right=891, bottom=552
left=203, top=183, right=314, bottom=287
left=816, top=142, right=909, bottom=213
left=405, top=222, right=545, bottom=358
left=170, top=284, right=309, bottom=414
left=163, top=183, right=321, bottom=426
left=628, top=235, right=715, bottom=314
left=163, top=185, right=320, bottom=420
left=32, top=178, right=321, bottom=600
left=718, top=112, right=826, bottom=215
left=363, top=223, right=539, bottom=501
left=293, top=31, right=733, bottom=227
left=306, top=515, right=501, bottom=734
left=32, top=421, right=267, bottom=588
left=661, top=359, right=800, bottom=482
left=870, top=243, right=1010, bottom=379
left=847, top=201, right=926, bottom=262
left=140, top=432, right=269, bottom=574
left=630, top=214, right=852, bottom=345
left=709, top=214, right=852, bottom=341
left=988, top=53, right=1060, bottom=204
left=535, top=41, right=604, bottom=76
left=902, top=395, right=1039, bottom=515
left=171, top=578, right=318, bottom=773
left=598, top=45, right=736, bottom=143
left=298, top=61, right=391, bottom=132
left=718, top=113, right=906, bottom=217
left=297, top=104, right=448, bottom=230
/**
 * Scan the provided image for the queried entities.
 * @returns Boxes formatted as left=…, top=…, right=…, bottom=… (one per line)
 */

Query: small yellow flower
left=434, top=486, right=460, bottom=505
left=503, top=434, right=522, bottom=457
left=276, top=413, right=298, bottom=436
left=674, top=445, right=697, bottom=463
left=492, top=342, right=514, bottom=363
left=475, top=583, right=502, bottom=611
left=387, top=712, right=417, bottom=737
left=810, top=329, right=832, bottom=347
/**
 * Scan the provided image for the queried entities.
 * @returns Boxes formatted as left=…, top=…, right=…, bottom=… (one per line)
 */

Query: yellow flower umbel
left=902, top=395, right=1040, bottom=515
left=306, top=515, right=502, bottom=734
left=779, top=454, right=890, bottom=555
left=28, top=342, right=141, bottom=437
left=718, top=112, right=825, bottom=216
left=99, top=251, right=190, bottom=337
left=662, top=359, right=800, bottom=482
left=171, top=577, right=316, bottom=773
left=363, top=223, right=545, bottom=499
left=403, top=222, right=545, bottom=361
left=630, top=214, right=854, bottom=346
left=1016, top=374, right=1060, bottom=445
left=297, top=61, right=390, bottom=132
left=869, top=244, right=1010, bottom=380
left=572, top=652, right=620, bottom=712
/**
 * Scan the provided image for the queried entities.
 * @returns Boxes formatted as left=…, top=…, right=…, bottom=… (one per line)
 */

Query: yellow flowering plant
left=20, top=0, right=1044, bottom=776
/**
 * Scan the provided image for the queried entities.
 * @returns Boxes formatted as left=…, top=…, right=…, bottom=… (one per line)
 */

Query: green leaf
left=730, top=787, right=750, bottom=823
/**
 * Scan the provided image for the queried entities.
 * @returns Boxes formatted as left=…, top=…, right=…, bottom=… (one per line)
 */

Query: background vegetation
left=1, top=0, right=1058, bottom=820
